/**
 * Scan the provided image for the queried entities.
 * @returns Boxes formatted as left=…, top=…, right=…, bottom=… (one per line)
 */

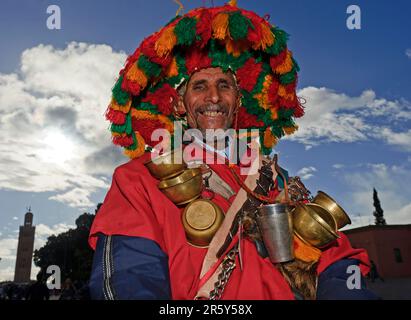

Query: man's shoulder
left=113, top=152, right=152, bottom=178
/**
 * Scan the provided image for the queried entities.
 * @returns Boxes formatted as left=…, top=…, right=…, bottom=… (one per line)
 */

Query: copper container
left=144, top=149, right=186, bottom=180
left=158, top=168, right=202, bottom=205
left=312, top=191, right=352, bottom=229
left=292, top=203, right=339, bottom=248
left=182, top=199, right=225, bottom=248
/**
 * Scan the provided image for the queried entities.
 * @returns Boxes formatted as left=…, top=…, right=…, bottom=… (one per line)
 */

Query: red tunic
left=89, top=151, right=370, bottom=300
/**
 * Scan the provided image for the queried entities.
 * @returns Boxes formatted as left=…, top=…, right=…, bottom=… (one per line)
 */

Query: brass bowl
left=182, top=199, right=225, bottom=248
left=158, top=168, right=203, bottom=205
left=312, top=191, right=352, bottom=229
left=292, top=203, right=339, bottom=248
left=144, top=149, right=186, bottom=180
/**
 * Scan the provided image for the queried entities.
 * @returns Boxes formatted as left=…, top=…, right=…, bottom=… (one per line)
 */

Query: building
left=344, top=224, right=411, bottom=278
left=14, top=208, right=36, bottom=283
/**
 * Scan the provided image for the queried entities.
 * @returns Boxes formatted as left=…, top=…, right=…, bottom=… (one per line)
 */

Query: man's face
left=179, top=67, right=240, bottom=133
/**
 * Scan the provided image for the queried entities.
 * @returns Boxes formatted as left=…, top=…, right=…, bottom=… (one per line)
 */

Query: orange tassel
left=278, top=84, right=295, bottom=101
left=225, top=39, right=248, bottom=57
left=263, top=127, right=277, bottom=148
left=270, top=108, right=278, bottom=120
left=155, top=26, right=177, bottom=57
left=228, top=0, right=237, bottom=7
left=165, top=57, right=179, bottom=78
left=283, top=125, right=298, bottom=135
left=293, top=234, right=322, bottom=263
left=275, top=50, right=293, bottom=75
left=260, top=23, right=275, bottom=50
left=254, top=74, right=272, bottom=110
left=212, top=13, right=229, bottom=40
left=110, top=99, right=132, bottom=113
left=126, top=62, right=148, bottom=88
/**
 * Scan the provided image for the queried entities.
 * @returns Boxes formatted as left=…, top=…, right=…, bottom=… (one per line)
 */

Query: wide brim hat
left=106, top=1, right=304, bottom=159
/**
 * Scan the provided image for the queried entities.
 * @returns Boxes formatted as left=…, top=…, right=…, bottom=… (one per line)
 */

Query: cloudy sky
left=0, top=0, right=410, bottom=281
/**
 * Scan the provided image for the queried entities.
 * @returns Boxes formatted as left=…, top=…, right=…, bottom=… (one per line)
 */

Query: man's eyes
left=192, top=83, right=232, bottom=90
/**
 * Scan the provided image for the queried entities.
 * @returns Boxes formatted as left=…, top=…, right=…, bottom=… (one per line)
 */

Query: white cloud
left=341, top=163, right=411, bottom=230
left=0, top=42, right=127, bottom=208
left=12, top=217, right=18, bottom=220
left=297, top=166, right=317, bottom=180
left=332, top=164, right=345, bottom=169
left=406, top=48, right=411, bottom=59
left=291, top=87, right=411, bottom=151
left=49, top=188, right=95, bottom=208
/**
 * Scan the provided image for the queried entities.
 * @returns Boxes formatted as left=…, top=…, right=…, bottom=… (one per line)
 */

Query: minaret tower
left=14, top=207, right=36, bottom=283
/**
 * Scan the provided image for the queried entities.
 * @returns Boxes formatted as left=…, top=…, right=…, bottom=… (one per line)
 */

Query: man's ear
left=174, top=96, right=187, bottom=116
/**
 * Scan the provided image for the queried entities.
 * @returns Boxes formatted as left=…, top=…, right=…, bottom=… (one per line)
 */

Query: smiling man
left=88, top=2, right=377, bottom=300
left=178, top=67, right=240, bottom=133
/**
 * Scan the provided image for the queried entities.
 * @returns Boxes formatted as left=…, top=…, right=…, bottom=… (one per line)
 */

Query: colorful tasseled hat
left=106, top=1, right=304, bottom=159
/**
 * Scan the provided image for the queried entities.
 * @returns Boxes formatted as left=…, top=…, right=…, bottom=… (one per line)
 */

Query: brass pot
left=182, top=199, right=225, bottom=248
left=292, top=203, right=339, bottom=249
left=312, top=191, right=351, bottom=229
left=158, top=168, right=203, bottom=205
left=144, top=149, right=186, bottom=180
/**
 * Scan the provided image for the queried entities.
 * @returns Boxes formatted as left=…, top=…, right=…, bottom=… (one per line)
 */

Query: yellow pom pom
left=275, top=50, right=293, bottom=75
left=228, top=0, right=238, bottom=7
left=212, top=13, right=229, bottom=40
left=165, top=57, right=179, bottom=78
left=126, top=62, right=148, bottom=88
left=155, top=26, right=177, bottom=57
left=283, top=125, right=298, bottom=135
left=110, top=98, right=132, bottom=113
left=263, top=127, right=278, bottom=148
left=260, top=23, right=275, bottom=49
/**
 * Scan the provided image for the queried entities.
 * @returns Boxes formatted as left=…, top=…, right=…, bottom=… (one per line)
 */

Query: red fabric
left=89, top=148, right=370, bottom=299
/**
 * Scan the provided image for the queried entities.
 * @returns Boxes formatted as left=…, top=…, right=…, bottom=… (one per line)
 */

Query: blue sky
left=0, top=0, right=410, bottom=280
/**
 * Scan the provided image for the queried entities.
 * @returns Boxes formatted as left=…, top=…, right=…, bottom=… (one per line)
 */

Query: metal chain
left=209, top=244, right=238, bottom=300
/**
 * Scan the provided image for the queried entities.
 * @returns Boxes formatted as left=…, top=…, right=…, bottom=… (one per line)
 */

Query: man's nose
left=205, top=85, right=221, bottom=104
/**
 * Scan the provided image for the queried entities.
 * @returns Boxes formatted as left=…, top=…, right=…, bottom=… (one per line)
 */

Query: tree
left=373, top=188, right=387, bottom=226
left=33, top=203, right=102, bottom=282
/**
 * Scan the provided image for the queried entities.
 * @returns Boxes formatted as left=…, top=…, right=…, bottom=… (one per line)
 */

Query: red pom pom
left=113, top=134, right=134, bottom=147
left=269, top=50, right=287, bottom=70
left=237, top=106, right=265, bottom=129
left=185, top=47, right=212, bottom=75
left=196, top=9, right=212, bottom=48
left=243, top=12, right=263, bottom=46
left=268, top=78, right=280, bottom=105
left=236, top=58, right=263, bottom=92
left=142, top=83, right=178, bottom=116
left=121, top=79, right=141, bottom=96
left=140, top=34, right=172, bottom=67
left=106, top=108, right=126, bottom=125
left=131, top=117, right=166, bottom=147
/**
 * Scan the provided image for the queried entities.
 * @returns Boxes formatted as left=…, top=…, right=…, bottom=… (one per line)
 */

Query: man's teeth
left=203, top=111, right=223, bottom=116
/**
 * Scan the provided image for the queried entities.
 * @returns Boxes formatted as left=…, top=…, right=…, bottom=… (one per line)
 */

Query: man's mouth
left=196, top=105, right=227, bottom=117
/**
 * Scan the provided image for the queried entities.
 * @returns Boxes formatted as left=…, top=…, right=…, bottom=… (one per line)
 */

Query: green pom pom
left=111, top=113, right=133, bottom=135
left=138, top=55, right=162, bottom=78
left=266, top=27, right=289, bottom=55
left=174, top=17, right=198, bottom=46
left=209, top=40, right=251, bottom=72
left=112, top=76, right=130, bottom=106
left=279, top=71, right=296, bottom=84
left=139, top=101, right=160, bottom=114
left=228, top=11, right=252, bottom=40
left=125, top=131, right=137, bottom=150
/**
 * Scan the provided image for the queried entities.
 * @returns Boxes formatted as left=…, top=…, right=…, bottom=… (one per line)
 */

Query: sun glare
left=40, top=131, right=76, bottom=164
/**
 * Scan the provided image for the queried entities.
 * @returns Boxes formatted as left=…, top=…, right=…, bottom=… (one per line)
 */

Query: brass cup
left=292, top=203, right=339, bottom=249
left=312, top=191, right=352, bottom=229
left=182, top=199, right=225, bottom=248
left=158, top=168, right=203, bottom=205
left=144, top=149, right=186, bottom=180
